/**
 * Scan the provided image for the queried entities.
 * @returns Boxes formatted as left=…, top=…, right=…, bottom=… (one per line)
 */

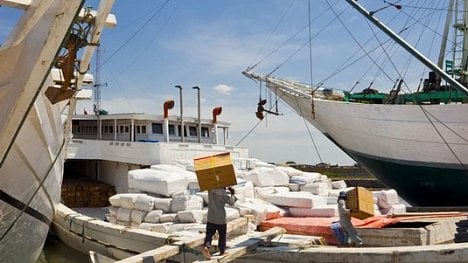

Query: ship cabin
left=71, top=113, right=231, bottom=145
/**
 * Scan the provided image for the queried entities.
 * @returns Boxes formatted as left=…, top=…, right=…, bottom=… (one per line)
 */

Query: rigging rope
left=99, top=0, right=171, bottom=68
left=294, top=94, right=323, bottom=163
left=248, top=0, right=341, bottom=73
left=308, top=0, right=315, bottom=118
left=247, top=0, right=297, bottom=71
left=325, top=0, right=395, bottom=84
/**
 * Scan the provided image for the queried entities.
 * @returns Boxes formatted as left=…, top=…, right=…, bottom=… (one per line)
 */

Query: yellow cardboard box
left=193, top=152, right=237, bottom=191
left=346, top=187, right=374, bottom=219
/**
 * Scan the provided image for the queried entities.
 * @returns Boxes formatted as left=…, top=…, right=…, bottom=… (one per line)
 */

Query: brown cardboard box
left=346, top=187, right=374, bottom=219
left=194, top=152, right=237, bottom=191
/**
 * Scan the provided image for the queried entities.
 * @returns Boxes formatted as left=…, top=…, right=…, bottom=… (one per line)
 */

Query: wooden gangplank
left=113, top=227, right=286, bottom=263
left=193, top=227, right=287, bottom=263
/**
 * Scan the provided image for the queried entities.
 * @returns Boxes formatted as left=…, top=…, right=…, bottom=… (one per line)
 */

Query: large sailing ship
left=244, top=0, right=468, bottom=207
left=0, top=1, right=115, bottom=262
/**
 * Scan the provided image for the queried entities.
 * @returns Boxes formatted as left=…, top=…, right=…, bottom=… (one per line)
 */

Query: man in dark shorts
left=202, top=186, right=236, bottom=259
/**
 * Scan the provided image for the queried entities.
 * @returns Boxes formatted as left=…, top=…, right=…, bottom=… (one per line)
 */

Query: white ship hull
left=266, top=80, right=468, bottom=206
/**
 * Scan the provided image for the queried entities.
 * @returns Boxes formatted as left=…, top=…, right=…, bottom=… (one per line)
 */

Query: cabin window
left=119, top=126, right=124, bottom=133
left=201, top=127, right=209, bottom=137
left=169, top=124, right=175, bottom=135
left=104, top=126, right=109, bottom=133
left=189, top=126, right=197, bottom=136
left=177, top=125, right=187, bottom=137
left=125, top=126, right=129, bottom=133
left=136, top=126, right=141, bottom=134
left=109, top=126, right=114, bottom=133
left=142, top=126, right=146, bottom=134
left=152, top=123, right=163, bottom=134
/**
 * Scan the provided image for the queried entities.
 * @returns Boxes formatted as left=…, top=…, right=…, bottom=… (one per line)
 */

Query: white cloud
left=213, top=84, right=234, bottom=95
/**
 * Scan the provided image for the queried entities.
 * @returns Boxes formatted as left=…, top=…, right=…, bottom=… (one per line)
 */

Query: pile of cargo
left=106, top=153, right=406, bottom=237
left=62, top=179, right=115, bottom=208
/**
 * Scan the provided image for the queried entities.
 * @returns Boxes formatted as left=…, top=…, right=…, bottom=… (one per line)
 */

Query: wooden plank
left=55, top=204, right=251, bottom=262
left=193, top=227, right=287, bottom=263
left=51, top=221, right=136, bottom=260
left=54, top=204, right=170, bottom=253
left=406, top=207, right=468, bottom=212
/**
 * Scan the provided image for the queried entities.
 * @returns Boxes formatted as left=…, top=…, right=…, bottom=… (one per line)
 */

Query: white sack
left=289, top=172, right=322, bottom=185
left=254, top=186, right=275, bottom=200
left=266, top=191, right=327, bottom=208
left=134, top=195, right=155, bottom=212
left=144, top=210, right=163, bottom=223
left=170, top=194, right=203, bottom=212
left=128, top=169, right=188, bottom=197
left=108, top=206, right=119, bottom=216
left=380, top=203, right=406, bottom=215
left=289, top=205, right=338, bottom=217
left=288, top=183, right=301, bottom=192
left=152, top=197, right=172, bottom=213
left=300, top=182, right=329, bottom=195
left=131, top=210, right=148, bottom=224
left=109, top=215, right=117, bottom=224
left=375, top=189, right=400, bottom=209
left=177, top=210, right=206, bottom=223
left=109, top=193, right=142, bottom=209
left=244, top=167, right=289, bottom=187
left=232, top=181, right=255, bottom=199
left=159, top=213, right=178, bottom=223
left=331, top=180, right=347, bottom=189
left=274, top=187, right=290, bottom=193
left=116, top=208, right=132, bottom=222
left=235, top=200, right=267, bottom=225
left=276, top=166, right=304, bottom=177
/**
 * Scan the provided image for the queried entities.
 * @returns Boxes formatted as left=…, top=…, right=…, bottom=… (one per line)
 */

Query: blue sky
left=1, top=1, right=451, bottom=165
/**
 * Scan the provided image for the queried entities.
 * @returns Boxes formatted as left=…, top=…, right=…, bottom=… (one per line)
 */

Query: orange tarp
left=259, top=213, right=466, bottom=245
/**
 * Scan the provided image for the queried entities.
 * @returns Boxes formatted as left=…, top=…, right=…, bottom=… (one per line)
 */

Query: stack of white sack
left=108, top=193, right=156, bottom=227
left=244, top=166, right=289, bottom=187
left=128, top=168, right=188, bottom=197
left=374, top=189, right=406, bottom=215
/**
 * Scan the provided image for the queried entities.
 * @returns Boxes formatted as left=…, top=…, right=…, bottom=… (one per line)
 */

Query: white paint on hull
left=273, top=86, right=468, bottom=167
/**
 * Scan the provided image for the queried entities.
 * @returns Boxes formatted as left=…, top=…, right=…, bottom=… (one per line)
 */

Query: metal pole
left=345, top=0, right=468, bottom=95
left=175, top=85, right=184, bottom=142
left=192, top=86, right=201, bottom=143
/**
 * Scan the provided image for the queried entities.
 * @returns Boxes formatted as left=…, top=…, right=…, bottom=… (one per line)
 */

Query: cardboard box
left=194, top=152, right=237, bottom=191
left=346, top=187, right=374, bottom=219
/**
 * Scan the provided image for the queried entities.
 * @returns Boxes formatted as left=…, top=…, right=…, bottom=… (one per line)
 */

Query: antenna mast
left=94, top=46, right=102, bottom=115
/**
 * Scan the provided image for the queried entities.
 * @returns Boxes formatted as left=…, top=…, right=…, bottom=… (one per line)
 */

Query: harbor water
left=36, top=236, right=88, bottom=263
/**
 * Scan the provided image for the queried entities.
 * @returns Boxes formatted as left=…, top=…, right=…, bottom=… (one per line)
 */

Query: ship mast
left=344, top=0, right=468, bottom=95
left=459, top=0, right=468, bottom=85
left=438, top=0, right=454, bottom=69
